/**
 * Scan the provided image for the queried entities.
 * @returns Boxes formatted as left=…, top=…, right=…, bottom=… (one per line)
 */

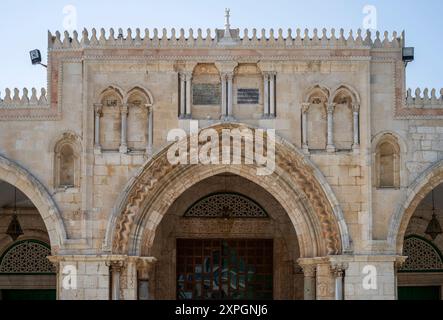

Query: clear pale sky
left=0, top=0, right=442, bottom=94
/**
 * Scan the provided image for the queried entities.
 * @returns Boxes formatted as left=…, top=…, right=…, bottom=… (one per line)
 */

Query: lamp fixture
left=425, top=190, right=443, bottom=240
left=6, top=187, right=24, bottom=241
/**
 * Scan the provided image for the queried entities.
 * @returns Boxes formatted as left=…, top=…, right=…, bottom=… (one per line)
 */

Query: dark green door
left=1, top=289, right=56, bottom=300
left=398, top=286, right=441, bottom=300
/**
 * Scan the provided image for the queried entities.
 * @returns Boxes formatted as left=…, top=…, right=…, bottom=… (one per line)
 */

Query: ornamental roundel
left=0, top=240, right=55, bottom=274
left=184, top=193, right=268, bottom=218
left=400, top=236, right=443, bottom=272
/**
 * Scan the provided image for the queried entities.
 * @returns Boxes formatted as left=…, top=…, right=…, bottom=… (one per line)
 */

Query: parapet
left=0, top=88, right=48, bottom=108
left=47, top=28, right=404, bottom=50
left=406, top=88, right=443, bottom=109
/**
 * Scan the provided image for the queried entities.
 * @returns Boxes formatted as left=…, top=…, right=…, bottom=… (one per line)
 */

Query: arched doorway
left=396, top=183, right=443, bottom=300
left=0, top=181, right=56, bottom=300
left=389, top=161, right=443, bottom=300
left=106, top=123, right=350, bottom=300
left=0, top=154, right=67, bottom=300
left=150, top=174, right=301, bottom=300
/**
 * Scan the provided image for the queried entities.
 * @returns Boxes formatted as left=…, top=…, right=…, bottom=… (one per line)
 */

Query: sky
left=0, top=0, right=442, bottom=94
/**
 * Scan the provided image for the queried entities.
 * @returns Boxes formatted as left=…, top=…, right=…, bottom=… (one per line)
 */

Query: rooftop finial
left=225, top=8, right=231, bottom=31
left=223, top=8, right=233, bottom=40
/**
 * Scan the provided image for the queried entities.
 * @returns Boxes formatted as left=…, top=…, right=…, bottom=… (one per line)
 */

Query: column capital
left=327, top=103, right=336, bottom=114
left=214, top=61, right=238, bottom=74
left=120, top=104, right=129, bottom=114
left=94, top=103, right=103, bottom=115
left=330, top=263, right=348, bottom=277
left=107, top=260, right=126, bottom=273
left=221, top=72, right=234, bottom=81
left=300, top=264, right=316, bottom=277
left=301, top=102, right=311, bottom=113
left=352, top=103, right=360, bottom=113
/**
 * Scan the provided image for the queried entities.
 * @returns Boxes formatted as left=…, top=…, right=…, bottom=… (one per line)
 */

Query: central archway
left=105, top=123, right=350, bottom=259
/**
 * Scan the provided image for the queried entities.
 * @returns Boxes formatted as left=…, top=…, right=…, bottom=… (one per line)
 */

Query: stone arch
left=105, top=123, right=350, bottom=258
left=0, top=154, right=67, bottom=252
left=388, top=159, right=443, bottom=253
left=98, top=85, right=124, bottom=102
left=125, top=86, right=154, bottom=106
left=330, top=84, right=360, bottom=106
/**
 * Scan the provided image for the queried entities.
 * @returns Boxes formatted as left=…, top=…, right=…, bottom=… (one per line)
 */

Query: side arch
left=0, top=153, right=67, bottom=252
left=125, top=86, right=154, bottom=106
left=104, top=123, right=351, bottom=257
left=388, top=159, right=443, bottom=253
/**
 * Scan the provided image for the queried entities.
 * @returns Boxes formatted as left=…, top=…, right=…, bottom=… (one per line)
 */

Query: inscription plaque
left=193, top=83, right=221, bottom=105
left=237, top=88, right=259, bottom=104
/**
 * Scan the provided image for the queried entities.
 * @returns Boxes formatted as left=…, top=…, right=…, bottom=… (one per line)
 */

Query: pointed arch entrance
left=105, top=123, right=350, bottom=300
left=0, top=154, right=67, bottom=299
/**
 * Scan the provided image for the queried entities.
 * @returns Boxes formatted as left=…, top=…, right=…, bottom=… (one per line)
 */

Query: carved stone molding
left=111, top=123, right=343, bottom=256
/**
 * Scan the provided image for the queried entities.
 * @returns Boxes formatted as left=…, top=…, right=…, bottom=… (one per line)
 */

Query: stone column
left=48, top=257, right=60, bottom=300
left=119, top=104, right=129, bottom=154
left=227, top=72, right=234, bottom=118
left=185, top=73, right=193, bottom=118
left=300, top=263, right=316, bottom=300
left=263, top=73, right=270, bottom=117
left=146, top=106, right=154, bottom=157
left=110, top=260, right=125, bottom=300
left=326, top=103, right=336, bottom=152
left=301, top=102, right=310, bottom=153
left=331, top=264, right=347, bottom=300
left=179, top=73, right=186, bottom=118
left=316, top=262, right=335, bottom=300
left=93, top=103, right=102, bottom=153
left=136, top=257, right=157, bottom=300
left=352, top=103, right=360, bottom=151
left=221, top=73, right=227, bottom=118
left=269, top=72, right=276, bottom=117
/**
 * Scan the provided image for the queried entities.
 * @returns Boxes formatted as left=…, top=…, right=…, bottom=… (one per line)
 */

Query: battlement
left=48, top=28, right=404, bottom=50
left=406, top=88, right=443, bottom=109
left=0, top=88, right=48, bottom=108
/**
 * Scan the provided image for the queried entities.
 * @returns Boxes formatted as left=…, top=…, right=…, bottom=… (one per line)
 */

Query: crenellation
left=47, top=28, right=404, bottom=50
left=406, top=87, right=443, bottom=108
left=0, top=87, right=48, bottom=108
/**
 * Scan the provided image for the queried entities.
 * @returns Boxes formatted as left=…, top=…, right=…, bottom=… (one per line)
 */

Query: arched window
left=54, top=133, right=80, bottom=189
left=375, top=134, right=400, bottom=188
left=400, top=236, right=443, bottom=272
left=184, top=193, right=268, bottom=218
left=99, top=87, right=123, bottom=151
left=0, top=240, right=55, bottom=274
left=332, top=88, right=354, bottom=150
left=126, top=88, right=150, bottom=152
left=305, top=86, right=329, bottom=150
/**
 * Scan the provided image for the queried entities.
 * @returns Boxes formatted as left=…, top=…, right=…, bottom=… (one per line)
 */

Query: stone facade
left=1, top=20, right=443, bottom=300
